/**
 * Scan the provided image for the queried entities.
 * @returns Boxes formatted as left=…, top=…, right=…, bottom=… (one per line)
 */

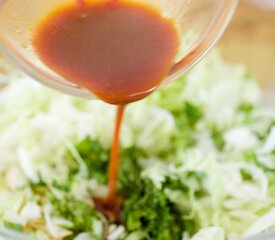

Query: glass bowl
left=0, top=1, right=275, bottom=239
left=1, top=0, right=275, bottom=239
left=0, top=0, right=237, bottom=99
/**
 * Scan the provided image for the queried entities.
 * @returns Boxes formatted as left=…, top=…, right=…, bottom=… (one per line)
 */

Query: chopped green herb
left=171, top=102, right=203, bottom=149
left=238, top=103, right=254, bottom=114
left=122, top=178, right=198, bottom=239
left=51, top=196, right=102, bottom=238
left=211, top=127, right=225, bottom=151
left=75, top=137, right=110, bottom=184
left=240, top=169, right=253, bottom=182
left=119, top=146, right=145, bottom=196
left=4, top=221, right=23, bottom=232
left=182, top=102, right=203, bottom=129
left=243, top=151, right=257, bottom=163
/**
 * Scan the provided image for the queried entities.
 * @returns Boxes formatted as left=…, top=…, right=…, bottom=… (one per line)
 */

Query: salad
left=0, top=52, right=275, bottom=240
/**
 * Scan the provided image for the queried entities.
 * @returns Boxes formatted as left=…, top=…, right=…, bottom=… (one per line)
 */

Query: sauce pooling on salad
left=33, top=0, right=179, bottom=219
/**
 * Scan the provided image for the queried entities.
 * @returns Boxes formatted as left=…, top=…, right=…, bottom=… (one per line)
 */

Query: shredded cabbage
left=0, top=52, right=275, bottom=240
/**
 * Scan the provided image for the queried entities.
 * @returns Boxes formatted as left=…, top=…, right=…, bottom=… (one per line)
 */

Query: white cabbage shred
left=0, top=51, right=275, bottom=240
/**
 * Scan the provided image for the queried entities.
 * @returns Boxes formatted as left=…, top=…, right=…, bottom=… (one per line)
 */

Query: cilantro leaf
left=119, top=146, right=145, bottom=196
left=4, top=221, right=23, bottom=232
left=122, top=178, right=198, bottom=239
left=51, top=196, right=102, bottom=239
left=75, top=137, right=110, bottom=184
left=211, top=127, right=225, bottom=151
left=172, top=102, right=203, bottom=149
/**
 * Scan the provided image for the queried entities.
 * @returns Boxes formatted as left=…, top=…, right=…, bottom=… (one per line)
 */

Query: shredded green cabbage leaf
left=0, top=52, right=275, bottom=240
